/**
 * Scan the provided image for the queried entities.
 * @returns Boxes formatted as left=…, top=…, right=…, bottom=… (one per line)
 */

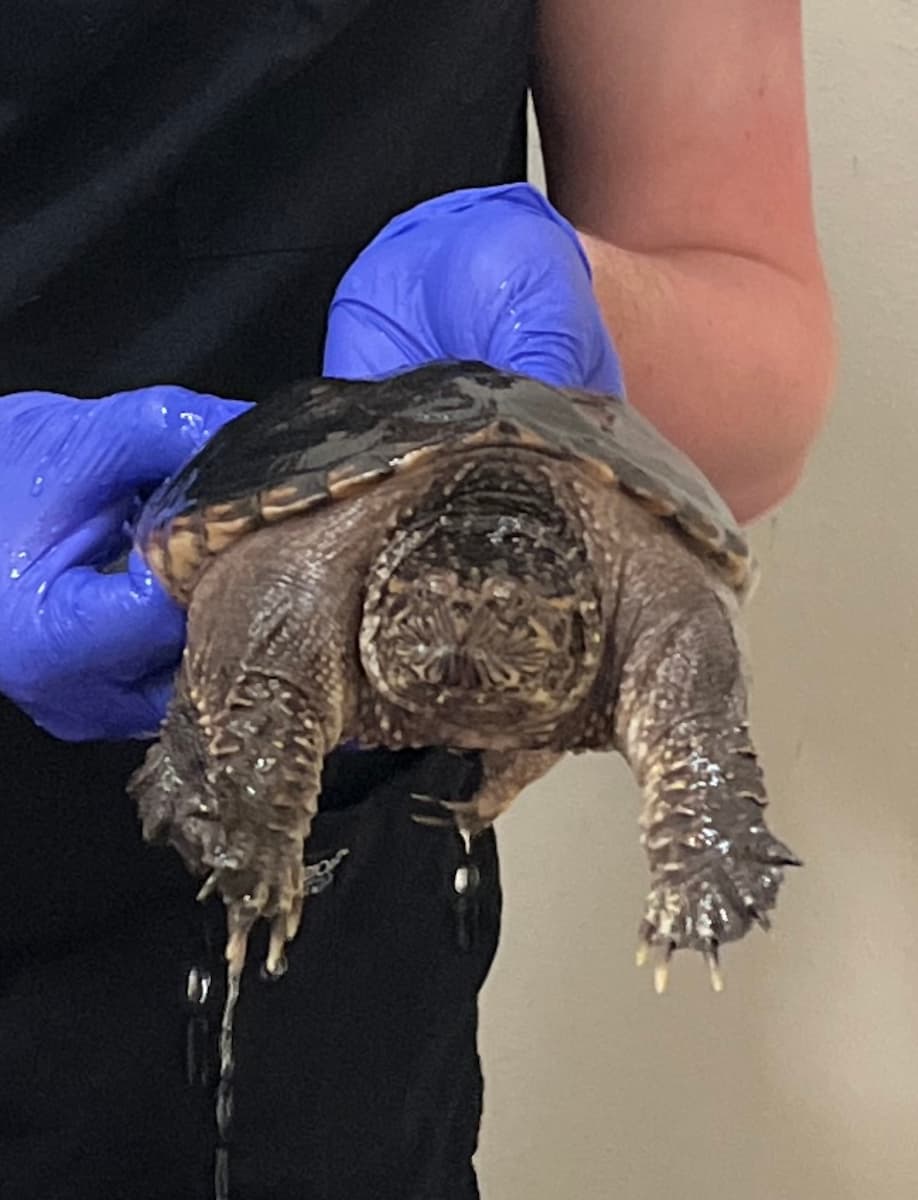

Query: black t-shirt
left=0, top=3, right=534, bottom=1196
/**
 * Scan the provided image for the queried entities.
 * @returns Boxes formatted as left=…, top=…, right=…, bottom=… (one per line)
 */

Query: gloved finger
left=324, top=183, right=624, bottom=393
left=355, top=183, right=575, bottom=251
left=135, top=665, right=181, bottom=737
left=9, top=390, right=250, bottom=563
left=85, top=387, right=252, bottom=495
left=467, top=248, right=624, bottom=396
left=13, top=496, right=140, bottom=591
left=323, top=187, right=546, bottom=381
left=37, top=561, right=186, bottom=683
left=425, top=206, right=623, bottom=394
left=325, top=226, right=622, bottom=393
left=323, top=300, right=433, bottom=381
left=25, top=498, right=135, bottom=575
left=33, top=668, right=176, bottom=742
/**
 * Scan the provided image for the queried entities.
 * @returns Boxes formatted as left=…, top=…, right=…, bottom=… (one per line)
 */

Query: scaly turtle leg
left=608, top=547, right=800, bottom=992
left=130, top=521, right=361, bottom=978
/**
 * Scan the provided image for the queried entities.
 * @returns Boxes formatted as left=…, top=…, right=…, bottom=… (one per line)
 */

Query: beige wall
left=477, top=5, right=918, bottom=1197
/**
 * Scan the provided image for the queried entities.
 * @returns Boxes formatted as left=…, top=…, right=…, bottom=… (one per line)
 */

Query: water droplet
left=7, top=548, right=30, bottom=580
left=454, top=864, right=481, bottom=895
left=185, top=966, right=212, bottom=1006
left=30, top=474, right=44, bottom=496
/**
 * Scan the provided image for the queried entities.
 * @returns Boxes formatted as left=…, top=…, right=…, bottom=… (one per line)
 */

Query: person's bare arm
left=533, top=0, right=836, bottom=521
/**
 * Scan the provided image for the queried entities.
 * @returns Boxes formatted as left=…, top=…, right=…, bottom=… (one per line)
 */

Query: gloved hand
left=323, top=182, right=623, bottom=394
left=0, top=386, right=249, bottom=742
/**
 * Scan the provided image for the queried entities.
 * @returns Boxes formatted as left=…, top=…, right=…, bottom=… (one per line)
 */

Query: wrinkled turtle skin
left=129, top=361, right=800, bottom=991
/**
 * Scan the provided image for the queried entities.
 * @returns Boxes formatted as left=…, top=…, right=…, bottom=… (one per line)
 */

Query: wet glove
left=0, top=386, right=249, bottom=742
left=323, top=182, right=623, bottom=393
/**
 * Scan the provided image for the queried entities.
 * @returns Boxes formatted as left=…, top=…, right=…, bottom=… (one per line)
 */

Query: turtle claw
left=634, top=937, right=687, bottom=995
left=265, top=914, right=290, bottom=979
left=198, top=850, right=305, bottom=979
left=703, top=940, right=724, bottom=993
left=635, top=932, right=678, bottom=994
left=749, top=906, right=772, bottom=934
left=223, top=881, right=267, bottom=972
left=286, top=893, right=304, bottom=942
left=633, top=936, right=676, bottom=993
left=636, top=929, right=725, bottom=994
left=225, top=911, right=254, bottom=976
left=197, top=870, right=221, bottom=903
left=654, top=942, right=676, bottom=995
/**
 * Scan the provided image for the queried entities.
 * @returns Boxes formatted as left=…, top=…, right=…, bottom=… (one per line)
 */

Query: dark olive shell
left=136, top=361, right=752, bottom=603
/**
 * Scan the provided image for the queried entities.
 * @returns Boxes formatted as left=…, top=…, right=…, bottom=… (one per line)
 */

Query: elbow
left=729, top=271, right=838, bottom=525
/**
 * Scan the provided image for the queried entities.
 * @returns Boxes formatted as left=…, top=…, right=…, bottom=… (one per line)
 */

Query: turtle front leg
left=130, top=546, right=358, bottom=979
left=610, top=555, right=801, bottom=992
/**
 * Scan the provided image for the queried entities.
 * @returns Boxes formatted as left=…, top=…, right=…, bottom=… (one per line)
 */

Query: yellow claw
left=653, top=961, right=670, bottom=995
left=705, top=946, right=725, bottom=993
left=286, top=895, right=304, bottom=942
left=225, top=924, right=250, bottom=976
left=635, top=943, right=650, bottom=968
left=197, top=870, right=220, bottom=902
left=265, top=915, right=289, bottom=978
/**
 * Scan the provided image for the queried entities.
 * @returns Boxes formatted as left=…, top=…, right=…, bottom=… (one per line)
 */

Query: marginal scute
left=616, top=475, right=677, bottom=517
left=203, top=501, right=247, bottom=521
left=204, top=512, right=260, bottom=554
left=144, top=541, right=169, bottom=587
left=167, top=527, right=207, bottom=589
left=258, top=489, right=317, bottom=523
left=136, top=360, right=751, bottom=599
left=673, top=506, right=724, bottom=545
left=326, top=463, right=390, bottom=495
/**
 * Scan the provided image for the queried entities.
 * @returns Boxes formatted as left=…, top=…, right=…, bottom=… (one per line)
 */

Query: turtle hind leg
left=409, top=747, right=562, bottom=952
left=607, top=551, right=801, bottom=992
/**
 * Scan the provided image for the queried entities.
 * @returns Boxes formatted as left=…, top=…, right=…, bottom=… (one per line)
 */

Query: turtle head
left=358, top=502, right=604, bottom=738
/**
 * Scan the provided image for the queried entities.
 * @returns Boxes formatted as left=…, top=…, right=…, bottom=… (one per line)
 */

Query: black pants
left=0, top=749, right=499, bottom=1200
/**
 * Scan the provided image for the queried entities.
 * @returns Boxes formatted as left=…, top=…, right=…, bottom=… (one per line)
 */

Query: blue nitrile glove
left=0, top=386, right=250, bottom=742
left=323, top=183, right=624, bottom=393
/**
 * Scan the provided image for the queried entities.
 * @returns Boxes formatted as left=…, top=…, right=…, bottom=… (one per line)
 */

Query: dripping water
left=213, top=958, right=243, bottom=1200
left=211, top=922, right=287, bottom=1200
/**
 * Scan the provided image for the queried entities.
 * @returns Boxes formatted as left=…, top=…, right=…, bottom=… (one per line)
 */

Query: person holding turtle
left=0, top=4, right=834, bottom=1199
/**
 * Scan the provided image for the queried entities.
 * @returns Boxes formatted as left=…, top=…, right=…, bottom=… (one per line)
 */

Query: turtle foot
left=635, top=828, right=801, bottom=993
left=197, top=843, right=306, bottom=978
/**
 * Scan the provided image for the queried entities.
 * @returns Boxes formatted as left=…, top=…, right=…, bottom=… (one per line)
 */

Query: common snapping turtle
left=129, top=361, right=799, bottom=993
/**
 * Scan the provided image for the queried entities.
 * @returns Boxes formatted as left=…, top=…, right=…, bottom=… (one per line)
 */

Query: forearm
left=579, top=233, right=836, bottom=523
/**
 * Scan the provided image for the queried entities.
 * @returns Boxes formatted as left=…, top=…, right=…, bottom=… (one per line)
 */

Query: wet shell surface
left=136, top=361, right=753, bottom=603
